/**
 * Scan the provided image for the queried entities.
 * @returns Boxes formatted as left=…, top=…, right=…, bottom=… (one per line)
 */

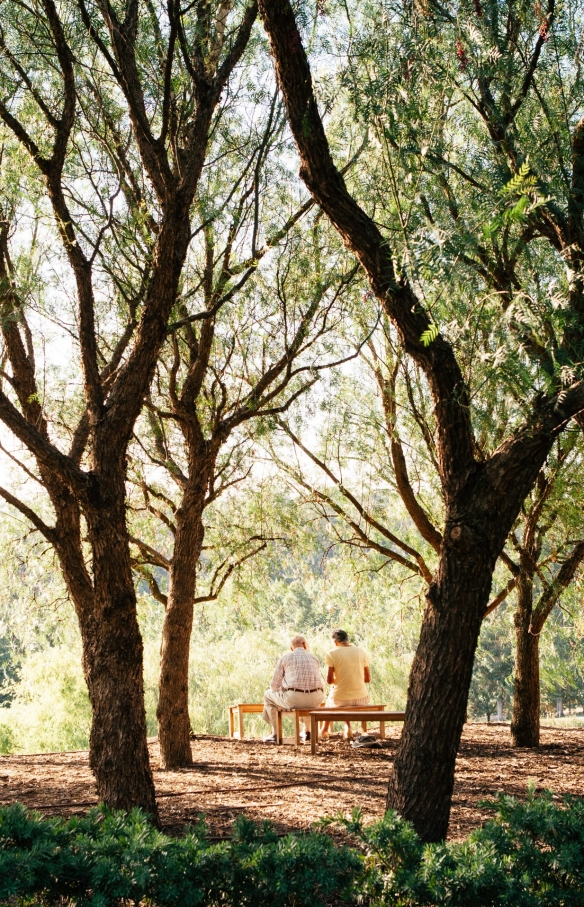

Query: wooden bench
left=227, top=702, right=326, bottom=744
left=228, top=702, right=388, bottom=745
left=309, top=709, right=405, bottom=754
left=277, top=703, right=388, bottom=746
left=228, top=703, right=263, bottom=739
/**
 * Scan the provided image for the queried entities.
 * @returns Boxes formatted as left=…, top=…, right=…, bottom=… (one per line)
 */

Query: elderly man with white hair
left=262, top=635, right=323, bottom=744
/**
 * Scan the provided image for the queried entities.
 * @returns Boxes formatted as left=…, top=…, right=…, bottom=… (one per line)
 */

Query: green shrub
left=0, top=804, right=361, bottom=906
left=0, top=790, right=583, bottom=906
left=330, top=786, right=584, bottom=905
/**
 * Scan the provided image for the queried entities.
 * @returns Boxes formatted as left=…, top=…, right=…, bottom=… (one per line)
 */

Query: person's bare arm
left=364, top=666, right=371, bottom=683
left=327, top=666, right=335, bottom=684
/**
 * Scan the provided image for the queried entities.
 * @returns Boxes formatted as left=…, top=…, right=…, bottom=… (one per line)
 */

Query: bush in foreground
left=0, top=789, right=582, bottom=905
left=331, top=787, right=584, bottom=905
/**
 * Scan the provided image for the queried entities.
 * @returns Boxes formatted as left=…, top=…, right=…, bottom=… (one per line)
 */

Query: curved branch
left=276, top=421, right=432, bottom=580
left=0, top=389, right=90, bottom=498
left=483, top=576, right=517, bottom=619
left=194, top=541, right=267, bottom=603
left=128, top=535, right=171, bottom=570
left=0, top=484, right=56, bottom=542
left=372, top=353, right=442, bottom=552
left=133, top=563, right=168, bottom=607
left=258, top=0, right=476, bottom=495
left=531, top=540, right=584, bottom=633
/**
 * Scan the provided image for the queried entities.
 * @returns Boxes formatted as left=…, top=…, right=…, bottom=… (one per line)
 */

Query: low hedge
left=331, top=788, right=584, bottom=905
left=0, top=806, right=359, bottom=906
left=0, top=788, right=582, bottom=905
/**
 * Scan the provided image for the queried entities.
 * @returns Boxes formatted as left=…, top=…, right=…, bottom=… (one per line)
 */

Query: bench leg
left=238, top=706, right=245, bottom=740
left=294, top=712, right=301, bottom=747
left=228, top=707, right=235, bottom=738
left=362, top=720, right=367, bottom=733
left=380, top=720, right=386, bottom=739
left=276, top=710, right=283, bottom=745
left=311, top=713, right=318, bottom=755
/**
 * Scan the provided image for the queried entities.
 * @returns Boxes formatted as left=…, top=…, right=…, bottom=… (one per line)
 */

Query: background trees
left=506, top=440, right=584, bottom=745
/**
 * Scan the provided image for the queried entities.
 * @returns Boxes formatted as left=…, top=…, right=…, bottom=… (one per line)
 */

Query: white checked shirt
left=270, top=648, right=323, bottom=692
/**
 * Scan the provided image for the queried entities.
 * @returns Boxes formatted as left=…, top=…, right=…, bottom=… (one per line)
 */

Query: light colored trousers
left=262, top=688, right=323, bottom=733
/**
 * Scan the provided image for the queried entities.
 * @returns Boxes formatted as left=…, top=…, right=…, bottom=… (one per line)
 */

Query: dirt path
left=0, top=723, right=582, bottom=840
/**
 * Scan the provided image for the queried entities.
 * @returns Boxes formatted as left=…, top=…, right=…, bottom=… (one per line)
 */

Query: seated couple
left=262, top=628, right=370, bottom=744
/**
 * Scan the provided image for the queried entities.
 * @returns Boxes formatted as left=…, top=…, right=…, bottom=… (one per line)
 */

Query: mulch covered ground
left=0, top=723, right=582, bottom=841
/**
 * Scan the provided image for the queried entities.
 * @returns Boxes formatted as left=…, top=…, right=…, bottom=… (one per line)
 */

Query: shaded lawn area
left=0, top=723, right=582, bottom=840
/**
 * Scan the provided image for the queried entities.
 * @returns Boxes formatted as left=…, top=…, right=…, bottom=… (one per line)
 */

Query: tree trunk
left=386, top=537, right=494, bottom=842
left=511, top=576, right=540, bottom=747
left=254, top=0, right=584, bottom=842
left=157, top=478, right=208, bottom=769
left=83, top=468, right=158, bottom=819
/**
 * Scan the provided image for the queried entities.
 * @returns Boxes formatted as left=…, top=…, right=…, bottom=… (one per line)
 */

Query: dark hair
left=331, top=628, right=349, bottom=643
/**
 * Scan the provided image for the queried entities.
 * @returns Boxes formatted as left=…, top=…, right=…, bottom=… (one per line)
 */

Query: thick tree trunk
left=386, top=535, right=494, bottom=841
left=511, top=577, right=540, bottom=747
left=157, top=479, right=208, bottom=769
left=256, top=0, right=584, bottom=842
left=83, top=467, right=158, bottom=819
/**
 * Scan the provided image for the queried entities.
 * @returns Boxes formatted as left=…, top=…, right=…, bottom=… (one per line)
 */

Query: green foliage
left=0, top=718, right=14, bottom=755
left=468, top=611, right=515, bottom=721
left=539, top=606, right=584, bottom=714
left=0, top=805, right=361, bottom=907
left=484, top=163, right=550, bottom=239
left=420, top=322, right=439, bottom=346
left=1, top=791, right=583, bottom=905
left=3, top=644, right=91, bottom=753
left=0, top=636, right=17, bottom=707
left=330, top=789, right=584, bottom=905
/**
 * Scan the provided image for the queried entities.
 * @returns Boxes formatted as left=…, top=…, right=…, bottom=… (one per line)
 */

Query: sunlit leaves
left=420, top=321, right=439, bottom=346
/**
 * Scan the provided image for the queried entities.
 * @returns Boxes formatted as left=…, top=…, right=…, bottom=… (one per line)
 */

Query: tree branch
left=129, top=534, right=171, bottom=570
left=276, top=419, right=432, bottom=580
left=0, top=484, right=56, bottom=543
left=258, top=0, right=477, bottom=496
left=0, top=388, right=91, bottom=498
left=483, top=576, right=517, bottom=619
left=531, top=540, right=584, bottom=633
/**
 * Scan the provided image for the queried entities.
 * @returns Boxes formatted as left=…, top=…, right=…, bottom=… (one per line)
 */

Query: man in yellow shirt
left=322, top=629, right=371, bottom=739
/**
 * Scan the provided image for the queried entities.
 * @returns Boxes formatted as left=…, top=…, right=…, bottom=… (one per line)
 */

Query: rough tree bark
left=156, top=452, right=216, bottom=768
left=0, top=0, right=257, bottom=813
left=257, top=0, right=584, bottom=840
